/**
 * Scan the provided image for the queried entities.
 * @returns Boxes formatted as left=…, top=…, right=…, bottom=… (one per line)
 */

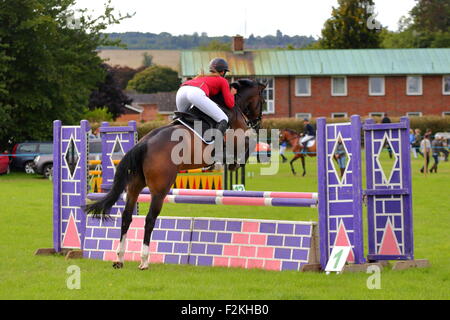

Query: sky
left=73, top=0, right=417, bottom=38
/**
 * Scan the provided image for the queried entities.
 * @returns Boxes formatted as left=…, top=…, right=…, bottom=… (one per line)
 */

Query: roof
left=125, top=91, right=177, bottom=113
left=180, top=48, right=450, bottom=77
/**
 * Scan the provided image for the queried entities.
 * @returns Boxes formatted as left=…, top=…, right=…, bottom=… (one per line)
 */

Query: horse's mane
left=211, top=79, right=260, bottom=121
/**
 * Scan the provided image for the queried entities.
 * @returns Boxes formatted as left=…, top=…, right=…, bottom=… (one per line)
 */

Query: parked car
left=32, top=154, right=53, bottom=179
left=0, top=151, right=10, bottom=175
left=11, top=141, right=53, bottom=173
left=254, top=142, right=271, bottom=163
left=435, top=132, right=450, bottom=144
left=32, top=139, right=123, bottom=179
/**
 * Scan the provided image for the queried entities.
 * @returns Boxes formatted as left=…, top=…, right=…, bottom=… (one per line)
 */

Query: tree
left=109, top=65, right=145, bottom=90
left=319, top=0, right=382, bottom=49
left=382, top=0, right=449, bottom=48
left=197, top=40, right=231, bottom=51
left=0, top=0, right=131, bottom=148
left=127, top=65, right=180, bottom=94
left=88, top=64, right=132, bottom=120
left=410, top=0, right=449, bottom=33
left=142, top=52, right=153, bottom=67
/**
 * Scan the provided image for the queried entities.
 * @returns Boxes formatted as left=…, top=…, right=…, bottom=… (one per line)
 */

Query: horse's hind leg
left=113, top=176, right=145, bottom=269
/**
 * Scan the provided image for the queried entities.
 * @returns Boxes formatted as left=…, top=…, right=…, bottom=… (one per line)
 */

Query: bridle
left=235, top=84, right=264, bottom=130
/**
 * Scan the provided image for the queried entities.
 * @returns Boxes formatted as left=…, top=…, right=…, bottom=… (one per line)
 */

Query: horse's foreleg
left=290, top=156, right=300, bottom=176
left=114, top=178, right=145, bottom=269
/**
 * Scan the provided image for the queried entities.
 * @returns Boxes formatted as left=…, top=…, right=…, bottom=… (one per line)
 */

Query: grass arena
left=0, top=119, right=449, bottom=300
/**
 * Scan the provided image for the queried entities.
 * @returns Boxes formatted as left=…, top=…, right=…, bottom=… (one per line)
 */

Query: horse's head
left=231, top=79, right=266, bottom=130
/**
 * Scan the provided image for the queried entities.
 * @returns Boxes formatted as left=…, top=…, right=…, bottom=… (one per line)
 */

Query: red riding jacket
left=182, top=76, right=235, bottom=109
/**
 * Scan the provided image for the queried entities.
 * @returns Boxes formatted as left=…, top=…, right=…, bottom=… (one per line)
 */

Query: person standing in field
left=429, top=137, right=440, bottom=173
left=409, top=129, right=417, bottom=158
left=439, top=136, right=449, bottom=162
left=381, top=113, right=393, bottom=158
left=420, top=133, right=432, bottom=174
left=413, top=129, right=423, bottom=158
left=334, top=139, right=347, bottom=178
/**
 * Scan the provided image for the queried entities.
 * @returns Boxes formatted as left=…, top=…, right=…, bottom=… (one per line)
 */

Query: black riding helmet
left=209, top=58, right=229, bottom=75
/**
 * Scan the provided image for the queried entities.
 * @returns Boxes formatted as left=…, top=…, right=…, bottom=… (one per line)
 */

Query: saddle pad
left=173, top=119, right=215, bottom=145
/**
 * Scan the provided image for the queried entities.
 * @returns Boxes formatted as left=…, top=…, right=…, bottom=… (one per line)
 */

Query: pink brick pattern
left=83, top=215, right=317, bottom=272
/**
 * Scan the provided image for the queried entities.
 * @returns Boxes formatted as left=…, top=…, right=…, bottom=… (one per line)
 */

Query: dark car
left=0, top=151, right=10, bottom=175
left=11, top=141, right=53, bottom=173
left=32, top=139, right=123, bottom=179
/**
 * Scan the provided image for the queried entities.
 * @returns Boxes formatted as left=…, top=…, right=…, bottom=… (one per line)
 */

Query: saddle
left=173, top=106, right=224, bottom=145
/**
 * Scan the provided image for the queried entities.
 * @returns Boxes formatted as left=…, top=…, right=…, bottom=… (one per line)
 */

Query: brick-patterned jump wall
left=83, top=215, right=319, bottom=271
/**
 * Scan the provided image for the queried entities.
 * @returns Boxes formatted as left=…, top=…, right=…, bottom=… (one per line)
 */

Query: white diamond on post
left=375, top=133, right=398, bottom=185
left=64, top=135, right=81, bottom=180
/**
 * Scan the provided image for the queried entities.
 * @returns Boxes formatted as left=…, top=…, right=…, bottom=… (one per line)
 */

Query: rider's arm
left=220, top=77, right=235, bottom=108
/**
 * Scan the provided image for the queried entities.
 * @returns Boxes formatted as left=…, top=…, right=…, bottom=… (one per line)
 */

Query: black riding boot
left=217, top=120, right=228, bottom=135
left=302, top=142, right=308, bottom=154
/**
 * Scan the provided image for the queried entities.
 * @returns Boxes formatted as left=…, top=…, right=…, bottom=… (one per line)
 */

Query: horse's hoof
left=112, top=262, right=124, bottom=269
left=302, top=172, right=306, bottom=177
left=138, top=264, right=149, bottom=271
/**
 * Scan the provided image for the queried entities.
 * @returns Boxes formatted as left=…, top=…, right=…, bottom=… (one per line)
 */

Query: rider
left=300, top=118, right=315, bottom=153
left=176, top=58, right=237, bottom=134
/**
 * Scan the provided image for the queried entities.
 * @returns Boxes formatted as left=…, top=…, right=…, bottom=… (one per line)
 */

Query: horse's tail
left=84, top=142, right=147, bottom=219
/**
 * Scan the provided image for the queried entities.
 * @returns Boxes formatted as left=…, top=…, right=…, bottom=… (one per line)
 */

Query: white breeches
left=301, top=135, right=315, bottom=144
left=176, top=86, right=228, bottom=123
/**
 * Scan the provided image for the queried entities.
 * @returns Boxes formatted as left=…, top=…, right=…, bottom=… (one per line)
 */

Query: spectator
left=380, top=114, right=393, bottom=158
left=439, top=136, right=449, bottom=162
left=89, top=127, right=100, bottom=139
left=420, top=133, right=432, bottom=174
left=413, top=129, right=423, bottom=157
left=334, top=140, right=347, bottom=178
left=409, top=129, right=417, bottom=158
left=430, top=137, right=441, bottom=173
left=381, top=113, right=391, bottom=123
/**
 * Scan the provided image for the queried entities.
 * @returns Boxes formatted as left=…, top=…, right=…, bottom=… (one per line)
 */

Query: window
left=443, top=76, right=450, bottom=95
left=38, top=143, right=53, bottom=154
left=332, top=113, right=348, bottom=118
left=332, top=77, right=347, bottom=96
left=407, top=76, right=423, bottom=95
left=406, top=112, right=423, bottom=117
left=442, top=112, right=450, bottom=117
left=295, top=77, right=311, bottom=96
left=256, top=77, right=275, bottom=114
left=369, top=112, right=385, bottom=118
left=295, top=113, right=312, bottom=120
left=369, top=77, right=385, bottom=96
left=17, top=144, right=37, bottom=153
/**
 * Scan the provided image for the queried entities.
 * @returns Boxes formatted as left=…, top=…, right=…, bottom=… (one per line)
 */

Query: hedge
left=96, top=115, right=450, bottom=140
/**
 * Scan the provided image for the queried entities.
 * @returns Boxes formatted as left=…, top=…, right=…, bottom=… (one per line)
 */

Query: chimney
left=232, top=35, right=244, bottom=53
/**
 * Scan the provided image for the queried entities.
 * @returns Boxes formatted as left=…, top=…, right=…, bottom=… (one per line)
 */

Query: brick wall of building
left=270, top=75, right=450, bottom=118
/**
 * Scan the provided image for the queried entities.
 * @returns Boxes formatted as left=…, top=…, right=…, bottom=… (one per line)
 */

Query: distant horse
left=279, top=129, right=316, bottom=177
left=85, top=79, right=266, bottom=270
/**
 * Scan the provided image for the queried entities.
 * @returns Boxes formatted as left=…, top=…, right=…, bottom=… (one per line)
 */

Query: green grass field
left=0, top=153, right=449, bottom=300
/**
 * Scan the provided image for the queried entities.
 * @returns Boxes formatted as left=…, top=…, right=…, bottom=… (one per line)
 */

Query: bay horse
left=84, top=79, right=265, bottom=270
left=279, top=129, right=316, bottom=177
